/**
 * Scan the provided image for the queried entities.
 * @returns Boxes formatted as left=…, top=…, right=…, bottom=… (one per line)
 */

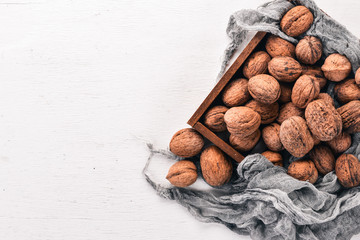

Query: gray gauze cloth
left=144, top=0, right=360, bottom=239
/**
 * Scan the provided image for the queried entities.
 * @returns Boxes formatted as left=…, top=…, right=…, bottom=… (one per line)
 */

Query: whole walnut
left=229, top=129, right=260, bottom=152
left=243, top=51, right=271, bottom=79
left=326, top=132, right=352, bottom=154
left=317, top=93, right=335, bottom=107
left=321, top=54, right=352, bottom=82
left=291, top=75, right=320, bottom=109
left=279, top=83, right=293, bottom=103
left=309, top=144, right=335, bottom=175
left=335, top=154, right=360, bottom=188
left=265, top=35, right=296, bottom=58
left=268, top=57, right=302, bottom=82
left=262, top=123, right=284, bottom=152
left=262, top=151, right=283, bottom=166
left=200, top=145, right=233, bottom=187
left=224, top=106, right=261, bottom=137
left=245, top=100, right=279, bottom=124
left=280, top=6, right=314, bottom=37
left=305, top=99, right=342, bottom=141
left=248, top=74, right=281, bottom=104
left=287, top=159, right=318, bottom=184
left=170, top=128, right=204, bottom=158
left=337, top=100, right=360, bottom=133
left=280, top=116, right=314, bottom=157
left=334, top=79, right=360, bottom=104
left=302, top=65, right=327, bottom=89
left=166, top=160, right=197, bottom=187
left=203, top=106, right=228, bottom=132
left=295, top=36, right=322, bottom=65
left=276, top=102, right=304, bottom=124
left=222, top=78, right=251, bottom=107
left=355, top=68, right=360, bottom=86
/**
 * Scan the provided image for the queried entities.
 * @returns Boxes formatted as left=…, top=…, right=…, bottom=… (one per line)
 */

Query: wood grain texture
left=0, top=0, right=359, bottom=240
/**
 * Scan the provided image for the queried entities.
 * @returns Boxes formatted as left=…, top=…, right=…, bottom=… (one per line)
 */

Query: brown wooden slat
left=193, top=122, right=245, bottom=163
left=187, top=31, right=267, bottom=127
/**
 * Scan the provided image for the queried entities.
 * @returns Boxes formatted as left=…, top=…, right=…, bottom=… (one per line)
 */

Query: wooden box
left=187, top=31, right=268, bottom=163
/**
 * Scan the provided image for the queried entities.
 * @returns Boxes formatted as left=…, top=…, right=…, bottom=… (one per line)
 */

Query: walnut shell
left=229, top=129, right=261, bottom=152
left=245, top=100, right=279, bottom=124
left=305, top=99, right=342, bottom=141
left=280, top=116, right=314, bottom=158
left=243, top=51, right=271, bottom=79
left=295, top=36, right=322, bottom=65
left=248, top=74, right=281, bottom=104
left=265, top=35, right=296, bottom=58
left=291, top=75, right=320, bottom=108
left=309, top=144, right=335, bottom=175
left=326, top=132, right=352, bottom=154
left=224, top=106, right=261, bottom=137
left=355, top=68, right=360, bottom=86
left=279, top=83, right=293, bottom=103
left=317, top=93, right=335, bottom=107
left=334, top=79, right=360, bottom=104
left=302, top=65, right=327, bottom=89
left=262, top=151, right=283, bottom=167
left=166, top=160, right=197, bottom=187
left=276, top=102, right=304, bottom=124
left=335, top=154, right=360, bottom=188
left=280, top=6, right=314, bottom=37
left=268, top=57, right=302, bottom=82
left=222, top=78, right=251, bottom=107
left=321, top=54, right=352, bottom=82
left=337, top=100, right=360, bottom=133
left=200, top=145, right=233, bottom=187
left=312, top=134, right=321, bottom=145
left=288, top=159, right=318, bottom=184
left=262, top=123, right=284, bottom=152
left=203, top=106, right=228, bottom=132
left=170, top=128, right=204, bottom=158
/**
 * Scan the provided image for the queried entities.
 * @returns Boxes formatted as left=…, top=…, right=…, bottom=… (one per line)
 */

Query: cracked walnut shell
left=169, top=128, right=204, bottom=158
left=280, top=6, right=314, bottom=37
left=243, top=51, right=271, bottom=79
left=295, top=36, right=322, bottom=65
left=248, top=74, right=281, bottom=104
left=166, top=160, right=198, bottom=188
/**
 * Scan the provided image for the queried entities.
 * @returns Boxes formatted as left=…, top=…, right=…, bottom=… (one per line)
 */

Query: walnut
left=321, top=53, right=352, bottom=82
left=334, top=79, right=360, bottom=104
left=291, top=75, right=320, bottom=108
left=317, top=93, right=335, bottom=107
left=305, top=99, right=342, bottom=141
left=276, top=102, right=304, bottom=124
left=326, top=132, right=352, bottom=154
left=166, top=160, right=198, bottom=187
left=355, top=68, right=360, bottom=86
left=170, top=128, right=204, bottom=158
left=248, top=74, right=281, bottom=104
left=288, top=159, right=318, bottom=184
left=268, top=57, right=302, bottom=82
left=302, top=65, right=327, bottom=89
left=222, top=78, right=251, bottom=107
left=265, top=35, right=295, bottom=58
left=312, top=134, right=321, bottom=145
left=280, top=6, right=314, bottom=37
left=200, top=145, right=233, bottom=187
left=280, top=116, right=314, bottom=157
left=229, top=129, right=260, bottom=152
left=262, top=123, right=284, bottom=152
left=203, top=106, right=228, bottom=132
left=279, top=83, right=293, bottom=103
left=242, top=51, right=271, bottom=79
left=335, top=154, right=360, bottom=188
left=262, top=151, right=283, bottom=166
left=295, top=36, right=322, bottom=65
left=309, top=144, right=335, bottom=175
left=245, top=100, right=279, bottom=124
left=337, top=100, right=360, bottom=133
left=224, top=106, right=261, bottom=137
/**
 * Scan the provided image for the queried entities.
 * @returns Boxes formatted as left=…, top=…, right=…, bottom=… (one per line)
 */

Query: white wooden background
left=0, top=0, right=359, bottom=239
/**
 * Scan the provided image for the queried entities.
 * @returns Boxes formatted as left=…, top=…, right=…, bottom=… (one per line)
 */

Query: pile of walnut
left=166, top=6, right=360, bottom=189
